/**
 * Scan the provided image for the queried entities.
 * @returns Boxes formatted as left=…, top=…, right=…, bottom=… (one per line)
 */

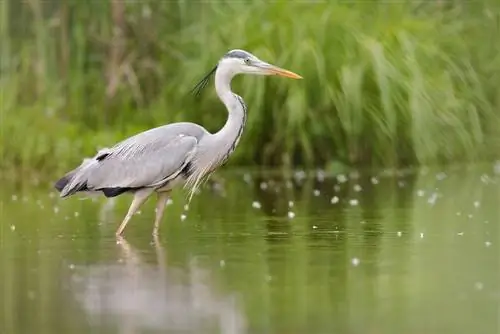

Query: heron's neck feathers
left=213, top=66, right=247, bottom=158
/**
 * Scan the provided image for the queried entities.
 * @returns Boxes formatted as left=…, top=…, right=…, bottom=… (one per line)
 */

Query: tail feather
left=54, top=170, right=89, bottom=198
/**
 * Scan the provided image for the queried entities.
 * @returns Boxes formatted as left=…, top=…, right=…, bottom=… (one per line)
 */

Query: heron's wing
left=81, top=133, right=199, bottom=190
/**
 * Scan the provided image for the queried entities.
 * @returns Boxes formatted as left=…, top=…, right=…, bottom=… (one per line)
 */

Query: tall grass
left=1, top=0, right=499, bottom=177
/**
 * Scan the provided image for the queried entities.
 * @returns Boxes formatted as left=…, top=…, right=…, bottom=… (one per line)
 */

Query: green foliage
left=1, top=0, right=499, bottom=176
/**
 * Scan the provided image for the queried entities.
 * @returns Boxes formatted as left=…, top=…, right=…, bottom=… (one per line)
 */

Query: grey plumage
left=54, top=49, right=301, bottom=236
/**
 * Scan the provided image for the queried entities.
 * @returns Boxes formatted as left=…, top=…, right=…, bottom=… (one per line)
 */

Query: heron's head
left=219, top=49, right=302, bottom=79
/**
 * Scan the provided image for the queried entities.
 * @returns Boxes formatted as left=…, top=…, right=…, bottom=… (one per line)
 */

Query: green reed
left=1, top=0, right=499, bottom=177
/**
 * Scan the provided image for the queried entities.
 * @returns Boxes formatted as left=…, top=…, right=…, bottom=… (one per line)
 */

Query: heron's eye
left=244, top=58, right=251, bottom=65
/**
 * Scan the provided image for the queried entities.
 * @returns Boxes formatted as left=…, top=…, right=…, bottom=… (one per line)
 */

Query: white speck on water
left=287, top=211, right=295, bottom=219
left=312, top=225, right=318, bottom=229
left=260, top=182, right=268, bottom=190
left=468, top=214, right=473, bottom=219
left=136, top=210, right=142, bottom=215
left=397, top=231, right=402, bottom=237
left=313, top=189, right=320, bottom=196
left=10, top=225, right=15, bottom=231
left=68, top=264, right=75, bottom=270
left=336, top=174, right=348, bottom=183
left=360, top=221, right=366, bottom=225
left=53, top=206, right=59, bottom=214
left=219, top=260, right=225, bottom=268
left=351, top=258, right=360, bottom=266
left=456, top=211, right=462, bottom=216
left=474, top=282, right=484, bottom=291
left=11, top=195, right=18, bottom=201
left=370, top=177, right=379, bottom=184
left=285, top=181, right=293, bottom=189
left=398, top=181, right=405, bottom=188
left=316, top=170, right=325, bottom=182
left=349, top=199, right=359, bottom=206
left=243, top=173, right=252, bottom=184
left=353, top=184, right=362, bottom=192
left=288, top=201, right=294, bottom=208
left=330, top=196, right=339, bottom=204
left=436, top=172, right=447, bottom=181
left=48, top=192, right=55, bottom=198
left=333, top=185, right=341, bottom=192
left=74, top=211, right=79, bottom=217
left=485, top=241, right=492, bottom=247
left=427, top=193, right=438, bottom=206
left=417, top=190, right=425, bottom=197
left=166, top=198, right=173, bottom=206
left=184, top=204, right=189, bottom=211
left=420, top=232, right=424, bottom=238
left=252, top=201, right=261, bottom=209
left=473, top=201, right=480, bottom=208
left=180, top=214, right=187, bottom=221
left=457, top=232, right=464, bottom=236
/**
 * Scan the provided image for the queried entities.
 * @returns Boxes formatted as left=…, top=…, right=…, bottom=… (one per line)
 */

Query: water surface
left=1, top=164, right=499, bottom=334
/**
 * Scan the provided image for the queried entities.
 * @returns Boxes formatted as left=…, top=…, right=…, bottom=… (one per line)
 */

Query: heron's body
left=54, top=49, right=301, bottom=236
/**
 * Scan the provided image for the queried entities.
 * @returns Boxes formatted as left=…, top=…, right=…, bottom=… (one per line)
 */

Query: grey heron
left=54, top=49, right=302, bottom=236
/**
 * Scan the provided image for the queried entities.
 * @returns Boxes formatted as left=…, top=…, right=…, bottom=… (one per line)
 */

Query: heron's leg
left=116, top=189, right=153, bottom=236
left=153, top=191, right=170, bottom=236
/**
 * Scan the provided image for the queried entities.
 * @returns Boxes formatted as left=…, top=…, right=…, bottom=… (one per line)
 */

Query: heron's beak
left=258, top=62, right=303, bottom=79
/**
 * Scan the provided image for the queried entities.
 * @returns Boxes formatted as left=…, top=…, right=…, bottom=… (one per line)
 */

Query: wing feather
left=61, top=123, right=207, bottom=196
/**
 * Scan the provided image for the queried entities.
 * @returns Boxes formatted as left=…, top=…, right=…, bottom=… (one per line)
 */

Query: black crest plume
left=190, top=65, right=218, bottom=98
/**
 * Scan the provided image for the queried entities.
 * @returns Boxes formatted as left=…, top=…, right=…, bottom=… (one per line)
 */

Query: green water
left=1, top=164, right=499, bottom=334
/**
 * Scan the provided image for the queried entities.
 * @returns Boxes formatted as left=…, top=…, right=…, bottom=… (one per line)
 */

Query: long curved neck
left=212, top=66, right=247, bottom=159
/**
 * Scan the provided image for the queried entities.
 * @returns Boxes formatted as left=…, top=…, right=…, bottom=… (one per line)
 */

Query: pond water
left=0, top=163, right=499, bottom=334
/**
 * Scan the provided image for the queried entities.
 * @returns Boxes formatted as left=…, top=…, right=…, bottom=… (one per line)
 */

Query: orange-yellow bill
left=267, top=66, right=303, bottom=79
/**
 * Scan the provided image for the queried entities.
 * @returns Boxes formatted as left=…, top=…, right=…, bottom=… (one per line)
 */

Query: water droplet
left=436, top=172, right=447, bottom=181
left=219, top=260, right=225, bottom=268
left=260, top=182, right=268, bottom=190
left=353, top=184, right=362, bottom=192
left=417, top=190, right=425, bottom=197
left=457, top=232, right=464, bottom=236
left=333, top=185, right=341, bottom=192
left=180, top=214, right=187, bottom=221
left=336, top=174, right=348, bottom=183
left=474, top=282, right=484, bottom=290
left=11, top=195, right=18, bottom=201
left=252, top=201, right=261, bottom=209
left=397, top=231, right=402, bottom=237
left=420, top=233, right=424, bottom=238
left=184, top=204, right=189, bottom=211
left=312, top=225, right=318, bottom=229
left=348, top=199, right=359, bottom=206
left=330, top=196, right=339, bottom=204
left=351, top=258, right=360, bottom=266
left=53, top=206, right=59, bottom=214
left=370, top=177, right=379, bottom=185
left=166, top=198, right=173, bottom=206
left=485, top=241, right=492, bottom=247
left=10, top=225, right=15, bottom=231
left=74, top=212, right=79, bottom=217
left=288, top=201, right=294, bottom=208
left=287, top=211, right=295, bottom=219
left=313, top=189, right=320, bottom=196
left=427, top=193, right=438, bottom=206
left=473, top=201, right=480, bottom=208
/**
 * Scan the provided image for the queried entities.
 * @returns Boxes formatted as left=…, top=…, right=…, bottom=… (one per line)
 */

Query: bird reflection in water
left=69, top=236, right=247, bottom=334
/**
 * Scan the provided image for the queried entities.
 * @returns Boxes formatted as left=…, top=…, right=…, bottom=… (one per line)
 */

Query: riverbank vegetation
left=1, top=0, right=499, bottom=178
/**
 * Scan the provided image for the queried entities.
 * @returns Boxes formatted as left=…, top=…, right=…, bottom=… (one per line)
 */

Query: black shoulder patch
left=96, top=152, right=110, bottom=161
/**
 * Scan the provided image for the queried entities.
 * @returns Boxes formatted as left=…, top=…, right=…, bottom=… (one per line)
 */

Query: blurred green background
left=1, top=0, right=499, bottom=178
